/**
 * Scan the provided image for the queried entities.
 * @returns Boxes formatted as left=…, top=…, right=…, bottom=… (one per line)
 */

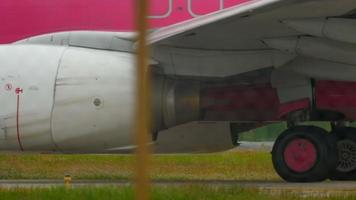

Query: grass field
left=2, top=151, right=356, bottom=199
left=0, top=185, right=355, bottom=200
left=0, top=151, right=278, bottom=180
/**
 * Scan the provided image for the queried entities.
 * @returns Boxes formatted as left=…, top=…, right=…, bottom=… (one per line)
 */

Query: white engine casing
left=0, top=45, right=136, bottom=152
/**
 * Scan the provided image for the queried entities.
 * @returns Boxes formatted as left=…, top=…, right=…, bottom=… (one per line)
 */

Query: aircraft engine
left=0, top=45, right=237, bottom=153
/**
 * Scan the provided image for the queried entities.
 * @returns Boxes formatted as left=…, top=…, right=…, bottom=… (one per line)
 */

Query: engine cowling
left=0, top=44, right=237, bottom=153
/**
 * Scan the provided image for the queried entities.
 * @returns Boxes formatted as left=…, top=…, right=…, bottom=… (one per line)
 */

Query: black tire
left=272, top=126, right=337, bottom=182
left=329, top=127, right=356, bottom=181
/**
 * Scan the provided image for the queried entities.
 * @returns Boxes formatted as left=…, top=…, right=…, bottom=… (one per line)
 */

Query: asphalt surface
left=235, top=141, right=274, bottom=151
left=1, top=179, right=356, bottom=197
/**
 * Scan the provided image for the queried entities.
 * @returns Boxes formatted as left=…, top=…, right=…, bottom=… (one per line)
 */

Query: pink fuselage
left=0, top=0, right=249, bottom=44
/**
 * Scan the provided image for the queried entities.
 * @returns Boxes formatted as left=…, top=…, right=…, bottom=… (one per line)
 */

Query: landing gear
left=272, top=126, right=337, bottom=182
left=329, top=127, right=356, bottom=180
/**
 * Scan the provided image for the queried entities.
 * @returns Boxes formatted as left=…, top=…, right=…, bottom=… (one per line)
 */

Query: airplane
left=0, top=0, right=247, bottom=153
left=1, top=0, right=356, bottom=182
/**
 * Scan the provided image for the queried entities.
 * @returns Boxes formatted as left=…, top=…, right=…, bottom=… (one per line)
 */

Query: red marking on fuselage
left=15, top=88, right=23, bottom=94
left=15, top=87, right=24, bottom=151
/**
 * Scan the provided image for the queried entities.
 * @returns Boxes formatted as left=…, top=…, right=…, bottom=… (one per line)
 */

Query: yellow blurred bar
left=134, top=0, right=151, bottom=200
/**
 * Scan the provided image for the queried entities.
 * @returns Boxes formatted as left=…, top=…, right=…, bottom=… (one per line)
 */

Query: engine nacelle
left=0, top=44, right=237, bottom=153
left=0, top=45, right=138, bottom=152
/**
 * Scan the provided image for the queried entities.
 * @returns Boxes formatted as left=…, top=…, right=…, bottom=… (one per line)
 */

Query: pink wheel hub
left=283, top=138, right=317, bottom=173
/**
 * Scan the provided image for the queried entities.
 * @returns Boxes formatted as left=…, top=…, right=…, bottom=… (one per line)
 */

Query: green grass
left=0, top=151, right=278, bottom=180
left=1, top=151, right=355, bottom=199
left=238, top=122, right=287, bottom=141
left=0, top=185, right=355, bottom=200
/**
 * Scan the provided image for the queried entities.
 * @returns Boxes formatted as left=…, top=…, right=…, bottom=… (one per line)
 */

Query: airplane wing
left=149, top=0, right=284, bottom=47
left=149, top=0, right=356, bottom=79
left=149, top=0, right=355, bottom=49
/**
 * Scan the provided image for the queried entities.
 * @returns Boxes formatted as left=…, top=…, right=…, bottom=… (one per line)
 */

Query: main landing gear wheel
left=272, top=126, right=337, bottom=182
left=329, top=127, right=356, bottom=180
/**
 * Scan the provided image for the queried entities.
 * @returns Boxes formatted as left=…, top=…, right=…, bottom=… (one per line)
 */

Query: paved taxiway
left=0, top=180, right=356, bottom=197
left=235, top=141, right=274, bottom=151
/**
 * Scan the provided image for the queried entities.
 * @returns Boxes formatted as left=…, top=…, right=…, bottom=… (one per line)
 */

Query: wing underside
left=149, top=0, right=356, bottom=121
left=150, top=0, right=356, bottom=77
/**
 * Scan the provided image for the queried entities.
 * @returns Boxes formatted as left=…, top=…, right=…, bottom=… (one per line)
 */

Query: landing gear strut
left=272, top=126, right=337, bottom=182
